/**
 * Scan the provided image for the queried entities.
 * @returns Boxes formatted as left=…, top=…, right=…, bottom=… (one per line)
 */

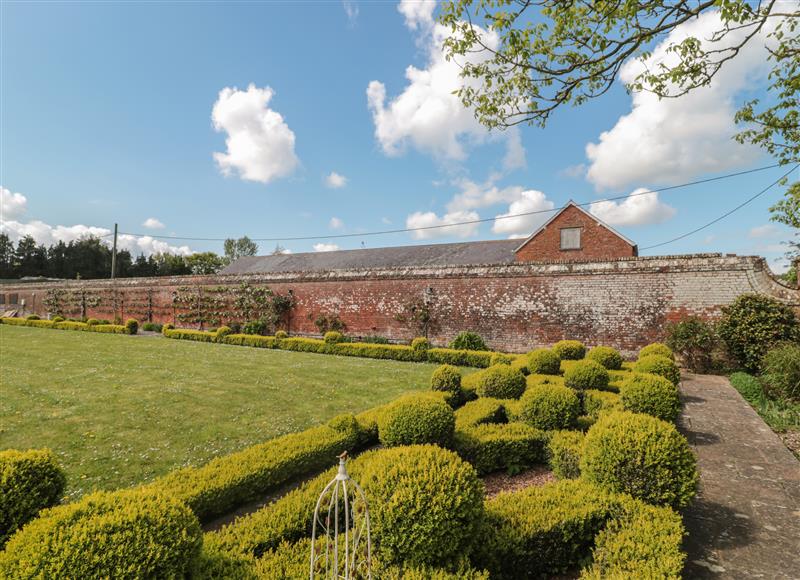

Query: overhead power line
left=640, top=163, right=799, bottom=250
left=115, top=162, right=786, bottom=243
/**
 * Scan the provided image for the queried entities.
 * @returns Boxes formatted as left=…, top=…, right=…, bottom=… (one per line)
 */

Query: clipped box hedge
left=427, top=348, right=494, bottom=368
left=163, top=327, right=218, bottom=343
left=453, top=422, right=548, bottom=475
left=0, top=317, right=130, bottom=334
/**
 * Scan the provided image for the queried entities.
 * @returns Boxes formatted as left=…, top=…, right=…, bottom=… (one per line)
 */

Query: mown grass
left=729, top=372, right=800, bottom=433
left=0, top=325, right=436, bottom=499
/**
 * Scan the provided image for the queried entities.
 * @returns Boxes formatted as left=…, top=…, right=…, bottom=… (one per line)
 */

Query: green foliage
left=274, top=330, right=288, bottom=340
left=324, top=330, right=344, bottom=344
left=85, top=318, right=100, bottom=326
left=666, top=317, right=718, bottom=372
left=215, top=325, right=233, bottom=341
left=517, top=384, right=580, bottom=430
left=762, top=343, right=800, bottom=402
left=621, top=373, right=681, bottom=422
left=161, top=322, right=174, bottom=334
left=164, top=327, right=218, bottom=343
left=527, top=348, right=561, bottom=375
left=378, top=394, right=455, bottom=447
left=220, top=334, right=277, bottom=349
left=638, top=343, right=674, bottom=360
left=454, top=422, right=548, bottom=475
left=242, top=320, right=267, bottom=336
left=353, top=445, right=484, bottom=568
left=510, top=355, right=529, bottom=375
left=581, top=412, right=698, bottom=508
left=0, top=489, right=202, bottom=579
left=411, top=336, right=430, bottom=351
left=0, top=449, right=66, bottom=547
left=490, top=352, right=514, bottom=366
left=450, top=331, right=488, bottom=351
left=141, top=322, right=162, bottom=332
left=729, top=372, right=800, bottom=433
left=582, top=389, right=622, bottom=419
left=454, top=398, right=507, bottom=430
left=563, top=360, right=610, bottom=390
left=718, top=294, right=799, bottom=372
left=586, top=346, right=623, bottom=370
left=51, top=315, right=65, bottom=323
left=430, top=364, right=463, bottom=398
left=124, top=318, right=138, bottom=335
left=547, top=430, right=584, bottom=480
left=552, top=340, right=586, bottom=360
left=427, top=347, right=493, bottom=368
left=475, top=365, right=527, bottom=399
left=24, top=314, right=40, bottom=320
left=634, top=355, right=681, bottom=386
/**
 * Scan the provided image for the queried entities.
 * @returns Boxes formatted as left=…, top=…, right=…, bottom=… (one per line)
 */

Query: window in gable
left=560, top=227, right=581, bottom=250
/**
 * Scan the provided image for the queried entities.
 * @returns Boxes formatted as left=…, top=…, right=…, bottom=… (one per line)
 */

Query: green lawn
left=0, top=325, right=436, bottom=499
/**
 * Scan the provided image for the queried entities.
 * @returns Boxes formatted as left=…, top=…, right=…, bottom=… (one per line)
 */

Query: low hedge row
left=453, top=422, right=548, bottom=475
left=547, top=430, right=584, bottom=479
left=0, top=317, right=132, bottom=334
left=454, top=398, right=507, bottom=430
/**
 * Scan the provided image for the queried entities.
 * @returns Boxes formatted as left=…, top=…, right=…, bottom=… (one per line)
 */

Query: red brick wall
left=2, top=254, right=796, bottom=356
left=515, top=204, right=637, bottom=262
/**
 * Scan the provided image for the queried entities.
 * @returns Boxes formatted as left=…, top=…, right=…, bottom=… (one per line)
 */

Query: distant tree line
left=0, top=234, right=260, bottom=280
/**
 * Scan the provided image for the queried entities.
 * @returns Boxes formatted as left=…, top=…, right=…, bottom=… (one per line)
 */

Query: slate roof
left=221, top=239, right=521, bottom=275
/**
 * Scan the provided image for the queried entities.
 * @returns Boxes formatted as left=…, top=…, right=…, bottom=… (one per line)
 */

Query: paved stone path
left=679, top=374, right=800, bottom=578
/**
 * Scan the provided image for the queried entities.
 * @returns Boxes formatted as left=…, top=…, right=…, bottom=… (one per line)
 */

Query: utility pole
left=111, top=223, right=118, bottom=279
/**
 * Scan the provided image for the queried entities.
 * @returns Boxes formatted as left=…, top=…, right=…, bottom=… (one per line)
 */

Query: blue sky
left=1, top=0, right=795, bottom=271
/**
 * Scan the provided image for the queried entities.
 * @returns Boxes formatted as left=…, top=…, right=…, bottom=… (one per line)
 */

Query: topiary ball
left=580, top=412, right=698, bottom=508
left=86, top=318, right=100, bottom=326
left=378, top=394, right=455, bottom=447
left=634, top=355, right=681, bottom=386
left=411, top=337, right=431, bottom=351
left=124, top=319, right=139, bottom=335
left=161, top=323, right=174, bottom=335
left=563, top=360, right=610, bottom=390
left=475, top=365, right=526, bottom=399
left=51, top=316, right=65, bottom=323
left=638, top=343, right=674, bottom=360
left=350, top=445, right=484, bottom=568
left=547, top=430, right=585, bottom=479
left=450, top=331, right=488, bottom=351
left=587, top=346, right=623, bottom=370
left=215, top=326, right=232, bottom=341
left=490, top=353, right=514, bottom=366
left=0, top=489, right=202, bottom=578
left=517, top=384, right=580, bottom=430
left=431, top=364, right=462, bottom=396
left=621, top=374, right=681, bottom=422
left=324, top=331, right=344, bottom=344
left=552, top=340, right=586, bottom=360
left=527, top=348, right=561, bottom=375
left=275, top=330, right=288, bottom=340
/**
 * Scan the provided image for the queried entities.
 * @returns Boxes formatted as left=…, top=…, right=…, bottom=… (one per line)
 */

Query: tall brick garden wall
left=2, top=253, right=797, bottom=355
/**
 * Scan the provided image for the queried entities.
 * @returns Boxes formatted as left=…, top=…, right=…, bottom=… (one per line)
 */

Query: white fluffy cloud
left=492, top=190, right=555, bottom=238
left=585, top=9, right=778, bottom=189
left=313, top=243, right=341, bottom=252
left=329, top=217, right=344, bottom=230
left=212, top=84, right=299, bottom=184
left=589, top=189, right=676, bottom=226
left=1, top=187, right=27, bottom=220
left=406, top=209, right=479, bottom=240
left=748, top=223, right=783, bottom=238
left=397, top=0, right=436, bottom=31
left=142, top=217, right=165, bottom=229
left=325, top=171, right=348, bottom=189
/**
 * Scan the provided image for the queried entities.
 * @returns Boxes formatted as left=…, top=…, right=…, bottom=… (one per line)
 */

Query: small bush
left=553, top=340, right=586, bottom=360
left=215, top=325, right=232, bottom=341
left=586, top=346, right=623, bottom=370
left=476, top=365, right=527, bottom=399
left=274, top=330, right=288, bottom=340
left=517, top=384, right=580, bottom=430
left=527, top=348, right=561, bottom=375
left=621, top=373, right=681, bottom=422
left=490, top=352, right=514, bottom=366
left=124, top=318, right=138, bottom=335
left=86, top=318, right=101, bottom=326
left=411, top=336, right=430, bottom=351
left=454, top=423, right=548, bottom=475
left=718, top=293, right=799, bottom=372
left=762, top=343, right=800, bottom=402
left=0, top=449, right=66, bottom=547
left=242, top=320, right=267, bottom=336
left=634, top=355, right=681, bottom=386
left=580, top=412, right=698, bottom=508
left=0, top=489, right=202, bottom=578
left=323, top=330, right=344, bottom=344
left=582, top=389, right=622, bottom=419
left=427, top=348, right=494, bottom=368
left=454, top=398, right=507, bottom=430
left=162, top=323, right=174, bottom=335
left=25, top=314, right=40, bottom=320
left=563, top=360, right=610, bottom=390
left=510, top=355, right=529, bottom=375
left=450, top=331, right=488, bottom=351
left=51, top=316, right=64, bottom=323
left=141, top=322, right=162, bottom=332
left=548, top=430, right=585, bottom=479
left=378, top=394, right=455, bottom=447
left=665, top=317, right=718, bottom=372
left=431, top=364, right=462, bottom=398
left=638, top=343, right=674, bottom=360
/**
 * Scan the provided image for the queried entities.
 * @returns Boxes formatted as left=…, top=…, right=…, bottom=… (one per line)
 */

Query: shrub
left=761, top=343, right=800, bottom=402
left=0, top=449, right=66, bottom=547
left=124, top=318, right=138, bottom=335
left=580, top=412, right=698, bottom=508
left=162, top=323, right=174, bottom=335
left=274, top=330, right=288, bottom=340
left=527, top=348, right=561, bottom=375
left=163, top=328, right=217, bottom=343
left=242, top=320, right=267, bottom=336
left=455, top=398, right=507, bottom=430
left=634, top=355, right=681, bottom=386
left=586, top=346, right=623, bottom=370
left=473, top=365, right=526, bottom=399
left=378, top=394, right=455, bottom=447
left=411, top=337, right=430, bottom=351
left=510, top=355, right=529, bottom=375
left=330, top=341, right=426, bottom=362
left=718, top=293, right=799, bottom=372
left=621, top=373, right=681, bottom=422
left=582, top=389, right=622, bottom=419
left=51, top=316, right=64, bottom=323
left=450, top=331, right=488, bottom=351
left=86, top=318, right=101, bottom=326
left=25, top=314, right=40, bottom=320
left=141, top=322, right=162, bottom=332
left=351, top=445, right=484, bottom=568
left=490, top=352, right=514, bottom=366
left=215, top=325, right=233, bottom=341
left=638, top=342, right=674, bottom=360
left=665, top=316, right=718, bottom=372
left=454, top=423, right=548, bottom=475
left=548, top=430, right=584, bottom=479
left=553, top=340, right=586, bottom=360
left=563, top=360, right=610, bottom=390
left=430, top=364, right=462, bottom=398
left=517, top=384, right=580, bottom=430
left=324, top=330, right=344, bottom=344
left=426, top=348, right=493, bottom=368
left=0, top=489, right=202, bottom=578
left=729, top=371, right=765, bottom=401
